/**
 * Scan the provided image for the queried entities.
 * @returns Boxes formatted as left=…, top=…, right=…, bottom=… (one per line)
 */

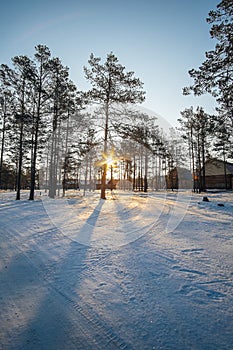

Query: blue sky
left=0, top=0, right=219, bottom=126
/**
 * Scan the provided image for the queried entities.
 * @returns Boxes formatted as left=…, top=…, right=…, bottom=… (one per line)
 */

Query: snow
left=0, top=190, right=233, bottom=349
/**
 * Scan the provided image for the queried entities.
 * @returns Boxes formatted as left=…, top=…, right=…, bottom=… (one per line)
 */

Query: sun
left=105, top=156, right=114, bottom=166
left=97, top=150, right=116, bottom=168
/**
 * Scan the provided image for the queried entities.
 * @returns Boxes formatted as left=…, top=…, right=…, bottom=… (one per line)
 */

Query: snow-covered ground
left=0, top=190, right=232, bottom=350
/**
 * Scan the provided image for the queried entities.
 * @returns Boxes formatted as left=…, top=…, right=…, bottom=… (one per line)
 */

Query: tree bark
left=101, top=102, right=109, bottom=199
left=16, top=118, right=24, bottom=200
left=0, top=111, right=6, bottom=188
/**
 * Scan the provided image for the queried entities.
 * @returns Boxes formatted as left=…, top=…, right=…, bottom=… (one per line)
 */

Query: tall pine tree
left=84, top=52, right=145, bottom=199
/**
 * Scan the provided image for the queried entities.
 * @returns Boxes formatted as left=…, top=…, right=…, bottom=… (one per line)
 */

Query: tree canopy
left=183, top=0, right=233, bottom=124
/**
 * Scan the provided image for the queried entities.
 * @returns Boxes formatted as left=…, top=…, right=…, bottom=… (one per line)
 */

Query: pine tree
left=0, top=88, right=14, bottom=188
left=29, top=45, right=51, bottom=200
left=183, top=0, right=233, bottom=126
left=61, top=82, right=84, bottom=197
left=47, top=58, right=71, bottom=198
left=84, top=52, right=145, bottom=199
left=178, top=107, right=213, bottom=192
left=0, top=56, right=35, bottom=199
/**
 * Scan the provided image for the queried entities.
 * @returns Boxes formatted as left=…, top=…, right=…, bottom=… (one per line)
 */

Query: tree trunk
left=16, top=119, right=24, bottom=200
left=29, top=113, right=39, bottom=200
left=29, top=93, right=42, bottom=200
left=0, top=112, right=6, bottom=188
left=62, top=113, right=70, bottom=197
left=49, top=131, right=56, bottom=198
left=49, top=108, right=59, bottom=199
left=223, top=150, right=227, bottom=190
left=190, top=127, right=196, bottom=192
left=83, top=156, right=89, bottom=197
left=101, top=102, right=109, bottom=199
left=201, top=135, right=206, bottom=192
left=144, top=150, right=148, bottom=192
left=101, top=163, right=107, bottom=199
left=133, top=156, right=136, bottom=191
left=197, top=134, right=201, bottom=193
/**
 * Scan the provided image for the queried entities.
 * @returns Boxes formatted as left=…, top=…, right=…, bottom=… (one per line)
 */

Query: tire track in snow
left=0, top=199, right=137, bottom=348
left=0, top=220, right=131, bottom=349
left=48, top=284, right=130, bottom=350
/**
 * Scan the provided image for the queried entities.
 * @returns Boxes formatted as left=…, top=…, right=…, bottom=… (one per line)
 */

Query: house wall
left=205, top=175, right=232, bottom=190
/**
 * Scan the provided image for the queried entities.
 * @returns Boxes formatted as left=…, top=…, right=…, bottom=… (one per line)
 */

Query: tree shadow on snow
left=0, top=199, right=124, bottom=350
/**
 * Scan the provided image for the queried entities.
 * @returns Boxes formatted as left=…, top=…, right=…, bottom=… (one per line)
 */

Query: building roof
left=205, top=158, right=233, bottom=176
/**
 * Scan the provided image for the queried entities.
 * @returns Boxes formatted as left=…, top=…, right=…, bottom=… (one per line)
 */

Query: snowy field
left=0, top=190, right=233, bottom=350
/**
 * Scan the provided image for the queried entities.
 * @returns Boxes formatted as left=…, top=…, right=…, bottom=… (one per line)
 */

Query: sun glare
left=97, top=151, right=116, bottom=168
left=106, top=156, right=114, bottom=166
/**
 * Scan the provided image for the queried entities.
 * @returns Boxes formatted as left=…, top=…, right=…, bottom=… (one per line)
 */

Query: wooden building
left=201, top=158, right=233, bottom=190
left=166, top=167, right=192, bottom=190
